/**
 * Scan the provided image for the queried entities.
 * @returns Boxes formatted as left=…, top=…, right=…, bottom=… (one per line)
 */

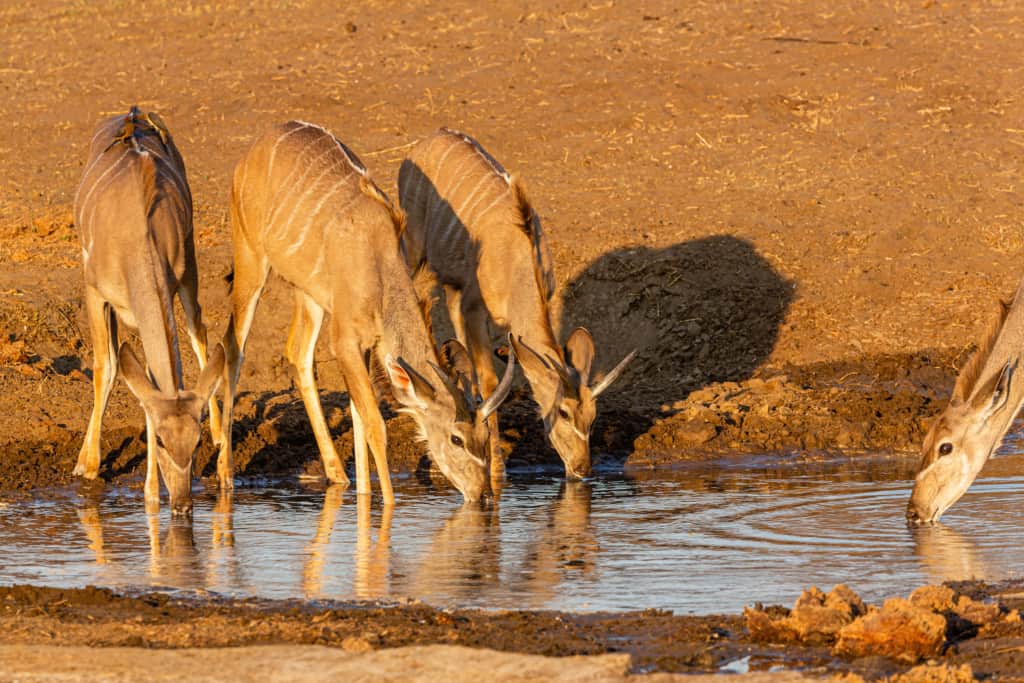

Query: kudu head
left=907, top=356, right=1018, bottom=524
left=386, top=339, right=514, bottom=502
left=119, top=343, right=225, bottom=516
left=510, top=329, right=636, bottom=479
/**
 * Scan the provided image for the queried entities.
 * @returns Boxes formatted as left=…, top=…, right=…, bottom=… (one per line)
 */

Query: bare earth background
left=1, top=1, right=1024, bottom=679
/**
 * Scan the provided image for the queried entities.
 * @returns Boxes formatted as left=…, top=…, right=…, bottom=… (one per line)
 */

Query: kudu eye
left=450, top=434, right=465, bottom=448
left=557, top=407, right=570, bottom=420
left=939, top=442, right=954, bottom=456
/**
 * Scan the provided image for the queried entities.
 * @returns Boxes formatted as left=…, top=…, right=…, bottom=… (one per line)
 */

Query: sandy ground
left=0, top=644, right=815, bottom=683
left=3, top=0, right=1019, bottom=489
left=2, top=0, right=1024, bottom=679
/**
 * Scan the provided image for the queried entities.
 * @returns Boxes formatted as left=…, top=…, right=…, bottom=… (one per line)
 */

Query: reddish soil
left=1, top=0, right=1023, bottom=678
left=1, top=580, right=1023, bottom=679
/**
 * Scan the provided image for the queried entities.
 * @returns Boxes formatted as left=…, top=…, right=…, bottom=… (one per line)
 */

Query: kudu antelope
left=73, top=107, right=224, bottom=516
left=398, top=128, right=635, bottom=480
left=219, top=121, right=513, bottom=504
left=907, top=277, right=1024, bottom=524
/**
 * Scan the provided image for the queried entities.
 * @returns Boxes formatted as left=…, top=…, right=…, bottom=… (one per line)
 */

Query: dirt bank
left=3, top=0, right=1023, bottom=492
left=1, top=580, right=1022, bottom=680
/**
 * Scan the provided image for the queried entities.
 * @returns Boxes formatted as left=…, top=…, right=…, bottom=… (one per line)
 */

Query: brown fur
left=509, top=177, right=558, bottom=350
left=136, top=151, right=159, bottom=216
left=509, top=176, right=537, bottom=240
left=952, top=296, right=1015, bottom=403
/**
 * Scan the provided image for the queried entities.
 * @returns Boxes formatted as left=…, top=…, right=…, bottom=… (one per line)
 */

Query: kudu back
left=219, top=121, right=513, bottom=504
left=398, top=128, right=634, bottom=480
left=73, top=107, right=224, bottom=515
left=907, top=276, right=1024, bottom=524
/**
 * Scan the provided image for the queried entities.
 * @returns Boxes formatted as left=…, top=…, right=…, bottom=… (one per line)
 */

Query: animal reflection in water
left=73, top=482, right=597, bottom=604
left=398, top=481, right=596, bottom=607
left=77, top=490, right=238, bottom=590
left=910, top=522, right=988, bottom=585
left=303, top=486, right=393, bottom=600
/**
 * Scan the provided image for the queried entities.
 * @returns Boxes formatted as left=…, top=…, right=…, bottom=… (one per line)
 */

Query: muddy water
left=1, top=455, right=1023, bottom=615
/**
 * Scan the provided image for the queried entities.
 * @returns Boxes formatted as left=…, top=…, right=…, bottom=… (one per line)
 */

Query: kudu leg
left=179, top=277, right=222, bottom=446
left=351, top=402, right=369, bottom=494
left=284, top=291, right=349, bottom=486
left=144, top=412, right=160, bottom=511
left=75, top=287, right=118, bottom=478
left=218, top=244, right=270, bottom=490
left=444, top=285, right=467, bottom=348
left=333, top=339, right=395, bottom=504
left=463, top=304, right=504, bottom=483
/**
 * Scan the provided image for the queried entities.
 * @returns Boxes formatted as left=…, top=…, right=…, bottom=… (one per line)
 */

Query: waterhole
left=1, top=453, right=1022, bottom=614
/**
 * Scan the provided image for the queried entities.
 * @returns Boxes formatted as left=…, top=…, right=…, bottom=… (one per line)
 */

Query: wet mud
left=1, top=580, right=1023, bottom=679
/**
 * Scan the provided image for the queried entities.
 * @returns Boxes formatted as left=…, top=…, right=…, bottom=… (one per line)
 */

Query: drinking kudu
left=218, top=122, right=513, bottom=504
left=398, top=128, right=635, bottom=480
left=74, top=107, right=224, bottom=516
left=907, top=277, right=1024, bottom=524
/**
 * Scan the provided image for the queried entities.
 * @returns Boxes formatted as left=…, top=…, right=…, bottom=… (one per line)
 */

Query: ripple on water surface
left=1, top=454, right=1022, bottom=614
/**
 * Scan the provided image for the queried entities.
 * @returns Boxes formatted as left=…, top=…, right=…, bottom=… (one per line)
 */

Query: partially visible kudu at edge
left=907, top=277, right=1024, bottom=524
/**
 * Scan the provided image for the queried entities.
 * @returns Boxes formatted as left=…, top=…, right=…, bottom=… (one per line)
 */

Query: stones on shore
left=745, top=583, right=1009, bottom=664
left=833, top=597, right=946, bottom=662
left=745, top=585, right=865, bottom=646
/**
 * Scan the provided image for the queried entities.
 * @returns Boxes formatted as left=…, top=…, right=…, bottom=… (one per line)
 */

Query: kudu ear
left=591, top=348, right=638, bottom=398
left=440, top=339, right=475, bottom=382
left=494, top=344, right=511, bottom=363
left=969, top=358, right=1017, bottom=418
left=481, top=335, right=516, bottom=420
left=385, top=355, right=435, bottom=409
left=565, top=328, right=595, bottom=386
left=195, top=344, right=226, bottom=403
left=509, top=335, right=550, bottom=379
left=117, top=343, right=161, bottom=406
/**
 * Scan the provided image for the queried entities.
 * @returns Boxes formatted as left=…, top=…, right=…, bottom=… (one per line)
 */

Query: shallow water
left=1, top=453, right=1023, bottom=615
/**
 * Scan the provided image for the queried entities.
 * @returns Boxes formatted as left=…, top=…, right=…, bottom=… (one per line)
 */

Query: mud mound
left=631, top=353, right=948, bottom=461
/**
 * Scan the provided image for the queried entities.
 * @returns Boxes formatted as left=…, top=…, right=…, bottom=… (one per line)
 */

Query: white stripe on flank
left=83, top=163, right=134, bottom=238
left=76, top=148, right=130, bottom=228
left=444, top=152, right=483, bottom=208
left=433, top=136, right=462, bottom=182
left=74, top=145, right=127, bottom=210
left=265, top=143, right=340, bottom=235
left=458, top=172, right=494, bottom=224
left=440, top=147, right=478, bottom=200
left=276, top=158, right=349, bottom=254
left=142, top=146, right=189, bottom=203
left=266, top=123, right=307, bottom=184
left=436, top=209, right=462, bottom=248
left=88, top=122, right=111, bottom=148
left=293, top=121, right=367, bottom=176
left=282, top=191, right=359, bottom=258
left=301, top=175, right=353, bottom=237
left=471, top=186, right=512, bottom=224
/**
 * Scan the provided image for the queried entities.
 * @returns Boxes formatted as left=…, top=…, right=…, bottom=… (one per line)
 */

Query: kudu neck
left=379, top=273, right=440, bottom=375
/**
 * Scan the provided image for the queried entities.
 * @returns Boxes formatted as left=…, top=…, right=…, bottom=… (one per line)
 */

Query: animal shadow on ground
left=503, top=235, right=794, bottom=470
left=195, top=387, right=355, bottom=480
